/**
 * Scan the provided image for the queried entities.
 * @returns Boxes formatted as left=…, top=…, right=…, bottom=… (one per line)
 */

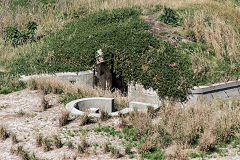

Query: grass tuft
left=53, top=135, right=63, bottom=148
left=0, top=126, right=9, bottom=140
left=59, top=111, right=70, bottom=127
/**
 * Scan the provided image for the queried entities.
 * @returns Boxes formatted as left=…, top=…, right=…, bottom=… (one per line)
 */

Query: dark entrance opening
left=94, top=62, right=128, bottom=95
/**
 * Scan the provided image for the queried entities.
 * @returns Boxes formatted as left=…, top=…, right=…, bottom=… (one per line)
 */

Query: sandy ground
left=0, top=89, right=239, bottom=160
left=0, top=89, right=135, bottom=160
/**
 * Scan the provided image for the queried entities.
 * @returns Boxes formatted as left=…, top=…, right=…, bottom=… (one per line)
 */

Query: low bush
left=158, top=7, right=182, bottom=27
left=4, top=21, right=37, bottom=46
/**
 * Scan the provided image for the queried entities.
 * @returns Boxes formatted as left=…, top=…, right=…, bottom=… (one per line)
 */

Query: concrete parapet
left=189, top=79, right=240, bottom=103
left=191, top=80, right=240, bottom=94
left=19, top=70, right=94, bottom=87
left=129, top=80, right=240, bottom=104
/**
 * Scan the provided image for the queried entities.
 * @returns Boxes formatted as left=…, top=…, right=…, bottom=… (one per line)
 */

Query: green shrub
left=141, top=148, right=166, bottom=160
left=5, top=21, right=37, bottom=46
left=158, top=7, right=182, bottom=27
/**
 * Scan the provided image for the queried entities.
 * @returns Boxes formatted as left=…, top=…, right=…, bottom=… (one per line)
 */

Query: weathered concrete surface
left=129, top=101, right=159, bottom=113
left=192, top=80, right=240, bottom=94
left=66, top=97, right=114, bottom=117
left=20, top=71, right=94, bottom=87
left=66, top=98, right=161, bottom=118
left=128, top=80, right=240, bottom=104
left=128, top=83, right=161, bottom=105
left=76, top=97, right=114, bottom=113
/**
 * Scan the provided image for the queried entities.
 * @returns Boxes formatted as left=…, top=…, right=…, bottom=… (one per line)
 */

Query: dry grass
left=35, top=133, right=43, bottom=147
left=129, top=110, right=153, bottom=140
left=165, top=144, right=188, bottom=160
left=59, top=111, right=70, bottom=127
left=41, top=96, right=49, bottom=111
left=66, top=141, right=74, bottom=149
left=77, top=135, right=89, bottom=154
left=11, top=133, right=19, bottom=144
left=42, top=137, right=52, bottom=152
left=184, top=11, right=240, bottom=62
left=28, top=77, right=128, bottom=106
left=159, top=98, right=240, bottom=148
left=80, top=113, right=91, bottom=126
left=137, top=138, right=155, bottom=153
left=197, top=130, right=216, bottom=151
left=110, top=146, right=121, bottom=158
left=99, top=110, right=109, bottom=121
left=53, top=135, right=63, bottom=149
left=103, top=142, right=110, bottom=153
left=1, top=0, right=238, bottom=59
left=124, top=98, right=240, bottom=155
left=0, top=125, right=9, bottom=140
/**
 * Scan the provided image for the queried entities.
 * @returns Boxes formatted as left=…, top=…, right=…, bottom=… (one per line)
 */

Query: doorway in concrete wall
left=94, top=62, right=128, bottom=95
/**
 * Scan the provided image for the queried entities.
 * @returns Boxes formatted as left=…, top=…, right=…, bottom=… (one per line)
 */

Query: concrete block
left=89, top=108, right=99, bottom=113
left=212, top=91, right=228, bottom=100
left=197, top=93, right=214, bottom=102
left=224, top=87, right=240, bottom=97
left=187, top=94, right=199, bottom=104
left=128, top=83, right=160, bottom=104
left=129, top=101, right=159, bottom=113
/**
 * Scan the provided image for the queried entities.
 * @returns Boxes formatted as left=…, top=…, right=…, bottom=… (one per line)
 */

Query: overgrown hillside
left=0, top=0, right=240, bottom=100
left=0, top=1, right=240, bottom=159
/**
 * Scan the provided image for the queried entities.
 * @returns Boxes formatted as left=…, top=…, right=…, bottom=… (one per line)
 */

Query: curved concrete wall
left=75, top=97, right=114, bottom=113
left=66, top=98, right=160, bottom=117
left=66, top=97, right=114, bottom=118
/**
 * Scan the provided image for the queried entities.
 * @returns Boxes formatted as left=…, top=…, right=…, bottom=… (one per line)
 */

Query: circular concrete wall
left=66, top=98, right=160, bottom=118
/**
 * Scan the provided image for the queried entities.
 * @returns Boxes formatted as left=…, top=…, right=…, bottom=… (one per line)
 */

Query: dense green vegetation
left=5, top=21, right=37, bottom=46
left=5, top=8, right=195, bottom=101
left=1, top=0, right=240, bottom=100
